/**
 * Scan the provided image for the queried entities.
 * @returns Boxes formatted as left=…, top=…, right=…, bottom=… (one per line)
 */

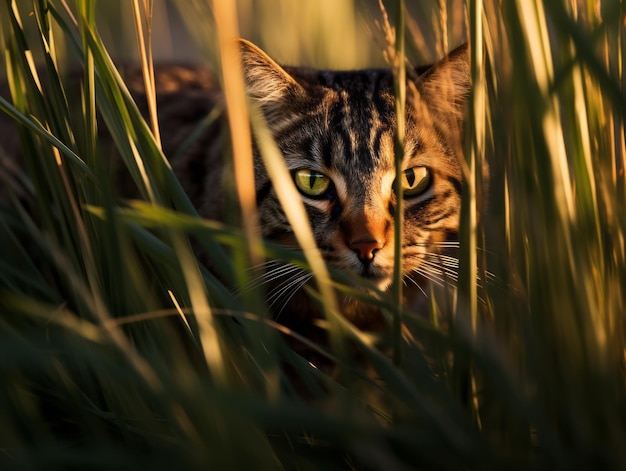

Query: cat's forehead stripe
left=315, top=72, right=396, bottom=174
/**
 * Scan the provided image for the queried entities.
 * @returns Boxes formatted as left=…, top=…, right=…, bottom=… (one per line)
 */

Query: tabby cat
left=0, top=39, right=470, bottom=336
left=156, top=40, right=469, bottom=331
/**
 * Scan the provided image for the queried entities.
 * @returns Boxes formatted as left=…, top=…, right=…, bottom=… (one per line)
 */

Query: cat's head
left=240, top=39, right=469, bottom=291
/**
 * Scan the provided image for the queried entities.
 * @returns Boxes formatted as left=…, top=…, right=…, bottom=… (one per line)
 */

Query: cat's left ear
left=415, top=43, right=470, bottom=119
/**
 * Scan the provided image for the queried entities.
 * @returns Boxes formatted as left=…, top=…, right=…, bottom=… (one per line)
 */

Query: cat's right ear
left=237, top=39, right=304, bottom=105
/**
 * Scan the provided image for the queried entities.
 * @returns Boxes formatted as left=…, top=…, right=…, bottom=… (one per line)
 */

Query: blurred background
left=93, top=0, right=467, bottom=68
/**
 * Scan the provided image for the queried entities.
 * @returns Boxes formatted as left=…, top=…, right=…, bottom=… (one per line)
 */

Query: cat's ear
left=415, top=43, right=470, bottom=119
left=238, top=39, right=304, bottom=105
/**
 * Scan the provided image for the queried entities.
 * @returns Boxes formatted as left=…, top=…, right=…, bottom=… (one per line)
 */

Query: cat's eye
left=400, top=166, right=431, bottom=197
left=293, top=169, right=332, bottom=198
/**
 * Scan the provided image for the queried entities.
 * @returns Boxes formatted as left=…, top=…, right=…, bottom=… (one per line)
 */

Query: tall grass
left=0, top=0, right=624, bottom=469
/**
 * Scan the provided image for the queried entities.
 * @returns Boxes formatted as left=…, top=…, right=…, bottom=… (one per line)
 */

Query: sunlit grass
left=0, top=0, right=624, bottom=469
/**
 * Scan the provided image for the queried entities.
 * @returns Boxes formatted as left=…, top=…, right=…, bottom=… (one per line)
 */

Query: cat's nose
left=350, top=239, right=384, bottom=262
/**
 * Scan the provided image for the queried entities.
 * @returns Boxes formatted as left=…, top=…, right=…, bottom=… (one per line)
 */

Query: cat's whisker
left=263, top=264, right=303, bottom=283
left=241, top=260, right=290, bottom=278
left=236, top=263, right=303, bottom=295
left=267, top=272, right=307, bottom=306
left=268, top=271, right=313, bottom=319
left=485, top=270, right=498, bottom=281
left=414, top=240, right=461, bottom=249
left=423, top=252, right=500, bottom=286
left=420, top=255, right=459, bottom=279
left=421, top=258, right=459, bottom=276
left=404, top=274, right=429, bottom=298
left=243, top=259, right=282, bottom=272
left=424, top=252, right=459, bottom=266
left=281, top=273, right=313, bottom=303
left=414, top=266, right=448, bottom=288
left=419, top=254, right=504, bottom=295
left=420, top=266, right=458, bottom=285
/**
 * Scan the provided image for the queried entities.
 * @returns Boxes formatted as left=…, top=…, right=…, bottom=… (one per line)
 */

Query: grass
left=0, top=0, right=625, bottom=469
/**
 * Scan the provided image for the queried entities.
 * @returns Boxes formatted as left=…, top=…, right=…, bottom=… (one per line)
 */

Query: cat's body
left=0, top=40, right=469, bottom=336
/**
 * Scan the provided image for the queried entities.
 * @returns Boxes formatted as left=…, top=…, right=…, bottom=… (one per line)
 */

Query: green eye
left=293, top=169, right=331, bottom=197
left=401, top=166, right=431, bottom=197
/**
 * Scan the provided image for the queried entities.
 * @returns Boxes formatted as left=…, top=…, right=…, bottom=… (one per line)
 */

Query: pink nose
left=350, top=239, right=384, bottom=261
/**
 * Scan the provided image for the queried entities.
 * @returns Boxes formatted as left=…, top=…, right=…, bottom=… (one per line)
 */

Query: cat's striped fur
left=156, top=40, right=470, bottom=330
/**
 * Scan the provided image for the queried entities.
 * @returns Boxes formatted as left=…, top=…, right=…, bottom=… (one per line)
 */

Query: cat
left=0, top=39, right=470, bottom=340
left=148, top=40, right=469, bottom=332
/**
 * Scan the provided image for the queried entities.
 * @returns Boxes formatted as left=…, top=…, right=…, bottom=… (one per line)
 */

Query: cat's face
left=241, top=40, right=469, bottom=292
